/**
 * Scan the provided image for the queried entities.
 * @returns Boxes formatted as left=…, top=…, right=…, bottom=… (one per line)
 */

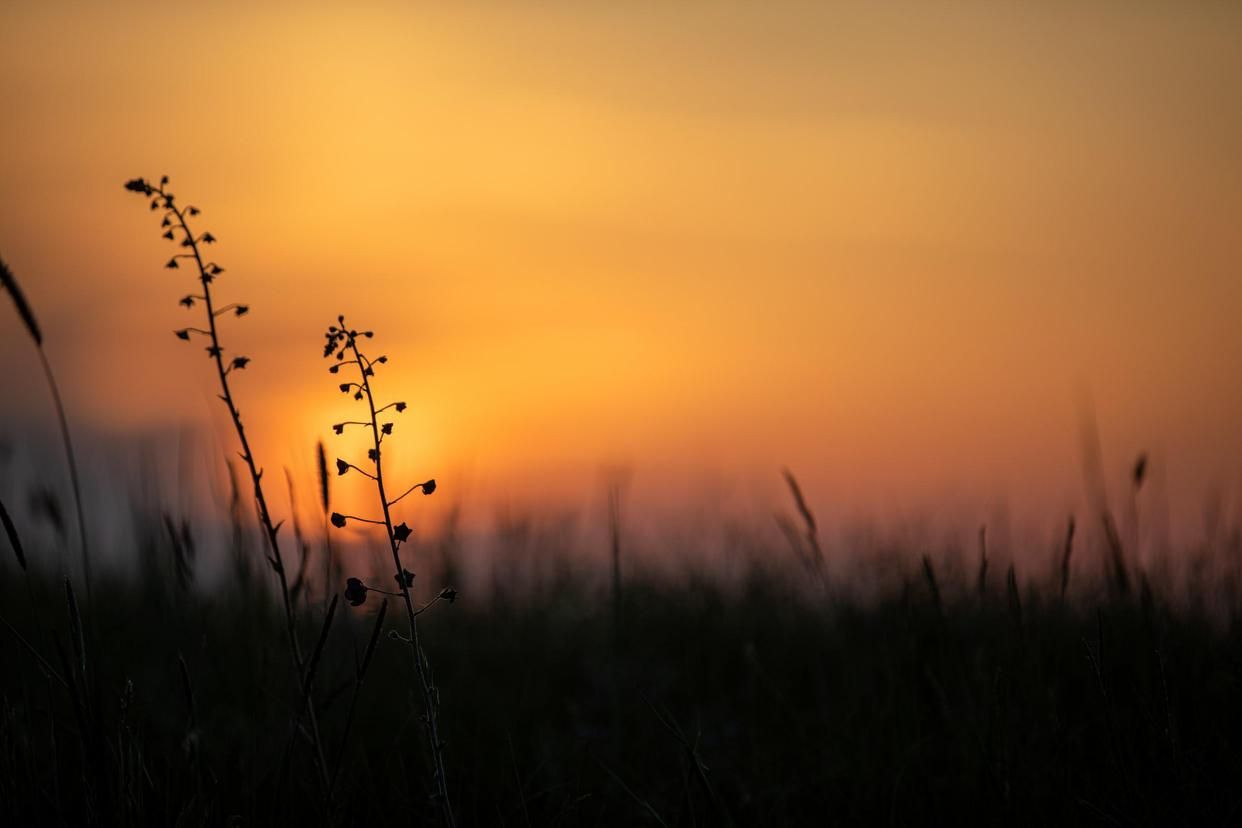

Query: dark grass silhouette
left=316, top=439, right=338, bottom=614
left=1, top=256, right=92, bottom=599
left=4, top=518, right=1242, bottom=825
left=777, top=468, right=825, bottom=586
left=0, top=496, right=26, bottom=571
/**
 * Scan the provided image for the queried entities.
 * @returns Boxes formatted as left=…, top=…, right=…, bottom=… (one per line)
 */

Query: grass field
left=3, top=516, right=1242, bottom=826
left=3, top=179, right=1240, bottom=826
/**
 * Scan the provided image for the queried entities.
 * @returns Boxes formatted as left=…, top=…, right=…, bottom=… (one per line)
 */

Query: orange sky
left=2, top=1, right=1240, bottom=533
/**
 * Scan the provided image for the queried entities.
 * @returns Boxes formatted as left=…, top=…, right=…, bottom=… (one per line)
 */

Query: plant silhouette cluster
left=120, top=177, right=457, bottom=815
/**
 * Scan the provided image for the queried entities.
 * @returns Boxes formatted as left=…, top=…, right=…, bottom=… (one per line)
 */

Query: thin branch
left=0, top=612, right=68, bottom=689
left=340, top=461, right=377, bottom=481
left=387, top=481, right=432, bottom=507
left=334, top=513, right=386, bottom=526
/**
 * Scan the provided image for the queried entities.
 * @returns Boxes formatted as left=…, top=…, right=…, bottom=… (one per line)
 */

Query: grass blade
left=0, top=256, right=43, bottom=345
left=0, top=496, right=27, bottom=570
left=2, top=256, right=92, bottom=599
left=975, top=525, right=988, bottom=598
left=65, top=578, right=86, bottom=680
left=316, top=440, right=330, bottom=514
left=782, top=468, right=824, bottom=582
left=1060, top=516, right=1076, bottom=599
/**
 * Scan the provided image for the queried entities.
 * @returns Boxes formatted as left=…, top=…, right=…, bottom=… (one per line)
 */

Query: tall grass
left=316, top=439, right=337, bottom=614
left=1, top=257, right=92, bottom=598
left=0, top=495, right=27, bottom=571
left=777, top=468, right=825, bottom=584
left=5, top=514, right=1242, bottom=824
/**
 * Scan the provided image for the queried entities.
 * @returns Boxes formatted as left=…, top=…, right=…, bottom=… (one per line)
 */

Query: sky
left=1, top=1, right=1240, bottom=541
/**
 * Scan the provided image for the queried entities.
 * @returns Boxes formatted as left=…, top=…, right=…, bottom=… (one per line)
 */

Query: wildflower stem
left=360, top=585, right=405, bottom=598
left=340, top=462, right=377, bottom=481
left=412, top=594, right=447, bottom=616
left=335, top=513, right=386, bottom=525
left=387, top=481, right=430, bottom=507
left=154, top=185, right=331, bottom=795
left=347, top=335, right=455, bottom=826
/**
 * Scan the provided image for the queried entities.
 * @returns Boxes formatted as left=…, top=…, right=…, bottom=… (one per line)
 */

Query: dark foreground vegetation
left=3, top=548, right=1242, bottom=826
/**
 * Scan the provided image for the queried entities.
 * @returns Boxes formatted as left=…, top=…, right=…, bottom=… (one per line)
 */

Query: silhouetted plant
left=976, top=525, right=989, bottom=597
left=921, top=554, right=942, bottom=616
left=1101, top=511, right=1131, bottom=598
left=122, top=176, right=331, bottom=792
left=316, top=439, right=338, bottom=613
left=1, top=257, right=92, bottom=597
left=283, top=468, right=313, bottom=608
left=324, top=316, right=456, bottom=825
left=329, top=596, right=388, bottom=801
left=161, top=513, right=196, bottom=591
left=777, top=468, right=825, bottom=585
left=1060, top=516, right=1076, bottom=600
left=0, top=496, right=26, bottom=571
left=603, top=468, right=631, bottom=628
left=28, top=486, right=66, bottom=541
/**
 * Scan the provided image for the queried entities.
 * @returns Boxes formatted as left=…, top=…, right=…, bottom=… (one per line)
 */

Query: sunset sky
left=2, top=2, right=1240, bottom=537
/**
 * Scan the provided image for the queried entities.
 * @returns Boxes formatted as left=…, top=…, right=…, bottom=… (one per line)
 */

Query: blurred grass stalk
left=0, top=257, right=92, bottom=599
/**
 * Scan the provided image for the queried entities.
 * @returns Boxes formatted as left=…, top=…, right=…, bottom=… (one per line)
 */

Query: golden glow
left=1, top=2, right=1240, bottom=522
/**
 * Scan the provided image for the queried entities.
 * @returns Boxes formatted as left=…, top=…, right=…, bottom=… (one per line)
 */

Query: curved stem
left=336, top=513, right=385, bottom=525
left=37, top=348, right=90, bottom=602
left=341, top=462, right=377, bottom=481
left=386, top=481, right=429, bottom=507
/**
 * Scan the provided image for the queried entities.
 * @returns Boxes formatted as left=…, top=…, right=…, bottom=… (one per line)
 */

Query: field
left=3, top=504, right=1242, bottom=826
left=2, top=175, right=1240, bottom=825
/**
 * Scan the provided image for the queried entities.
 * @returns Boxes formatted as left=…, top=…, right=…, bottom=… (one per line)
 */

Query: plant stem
left=329, top=597, right=387, bottom=802
left=322, top=516, right=336, bottom=615
left=157, top=186, right=331, bottom=794
left=36, top=348, right=91, bottom=602
left=347, top=336, right=455, bottom=826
